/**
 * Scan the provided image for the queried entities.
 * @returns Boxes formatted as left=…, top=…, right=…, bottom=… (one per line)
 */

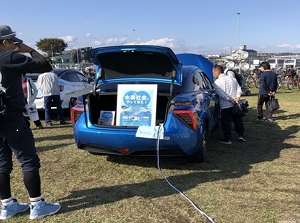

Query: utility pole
left=50, top=44, right=54, bottom=65
left=237, top=12, right=241, bottom=74
left=237, top=12, right=240, bottom=50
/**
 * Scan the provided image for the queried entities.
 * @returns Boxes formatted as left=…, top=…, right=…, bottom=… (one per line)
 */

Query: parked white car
left=26, top=68, right=93, bottom=110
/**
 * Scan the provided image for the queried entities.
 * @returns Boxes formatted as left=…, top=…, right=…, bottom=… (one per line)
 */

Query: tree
left=36, top=38, right=68, bottom=57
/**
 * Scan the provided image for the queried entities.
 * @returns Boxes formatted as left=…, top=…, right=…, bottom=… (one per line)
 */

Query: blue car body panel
left=74, top=111, right=202, bottom=156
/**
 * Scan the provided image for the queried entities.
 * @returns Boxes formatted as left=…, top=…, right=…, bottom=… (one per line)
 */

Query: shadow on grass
left=57, top=106, right=300, bottom=214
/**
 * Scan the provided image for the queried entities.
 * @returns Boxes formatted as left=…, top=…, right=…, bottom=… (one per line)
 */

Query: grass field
left=8, top=87, right=300, bottom=223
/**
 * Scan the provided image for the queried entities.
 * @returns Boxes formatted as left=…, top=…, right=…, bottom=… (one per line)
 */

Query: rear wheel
left=245, top=90, right=251, bottom=96
left=69, top=97, right=77, bottom=109
left=277, top=76, right=283, bottom=89
left=255, top=78, right=260, bottom=88
left=287, top=79, right=294, bottom=90
left=188, top=126, right=207, bottom=163
left=246, top=76, right=255, bottom=88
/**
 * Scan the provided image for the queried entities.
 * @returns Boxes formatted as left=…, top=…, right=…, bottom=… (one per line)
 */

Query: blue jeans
left=44, top=95, right=65, bottom=123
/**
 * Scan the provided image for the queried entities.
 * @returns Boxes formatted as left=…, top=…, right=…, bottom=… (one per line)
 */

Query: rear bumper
left=73, top=113, right=202, bottom=156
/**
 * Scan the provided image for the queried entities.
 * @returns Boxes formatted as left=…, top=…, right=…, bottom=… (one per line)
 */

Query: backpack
left=226, top=69, right=242, bottom=86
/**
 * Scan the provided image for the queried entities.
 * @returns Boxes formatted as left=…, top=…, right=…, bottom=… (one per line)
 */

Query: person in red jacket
left=0, top=25, right=60, bottom=220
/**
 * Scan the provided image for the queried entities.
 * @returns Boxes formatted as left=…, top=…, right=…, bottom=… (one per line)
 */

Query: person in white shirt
left=36, top=72, right=66, bottom=126
left=213, top=64, right=245, bottom=144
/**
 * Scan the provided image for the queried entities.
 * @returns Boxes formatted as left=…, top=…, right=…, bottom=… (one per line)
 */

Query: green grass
left=8, top=88, right=300, bottom=223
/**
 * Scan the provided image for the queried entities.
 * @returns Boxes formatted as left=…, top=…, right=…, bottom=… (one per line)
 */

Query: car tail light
left=70, top=98, right=84, bottom=125
left=173, top=110, right=198, bottom=130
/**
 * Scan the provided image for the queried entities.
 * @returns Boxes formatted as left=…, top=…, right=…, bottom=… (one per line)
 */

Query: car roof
left=25, top=73, right=40, bottom=81
left=26, top=68, right=82, bottom=80
left=176, top=53, right=213, bottom=82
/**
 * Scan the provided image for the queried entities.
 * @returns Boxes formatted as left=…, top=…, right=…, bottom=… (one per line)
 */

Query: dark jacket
left=258, top=70, right=278, bottom=95
left=0, top=50, right=52, bottom=109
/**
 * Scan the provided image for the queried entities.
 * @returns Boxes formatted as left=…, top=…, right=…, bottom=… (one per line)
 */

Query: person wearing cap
left=0, top=25, right=61, bottom=220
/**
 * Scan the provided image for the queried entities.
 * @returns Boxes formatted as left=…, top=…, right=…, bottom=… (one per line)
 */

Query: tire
left=255, top=79, right=260, bottom=88
left=277, top=76, right=283, bottom=89
left=246, top=76, right=255, bottom=88
left=69, top=97, right=77, bottom=109
left=287, top=79, right=294, bottom=90
left=188, top=126, right=207, bottom=163
left=245, top=90, right=251, bottom=96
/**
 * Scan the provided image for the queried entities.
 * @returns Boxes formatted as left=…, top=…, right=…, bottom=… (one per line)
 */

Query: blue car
left=71, top=45, right=219, bottom=163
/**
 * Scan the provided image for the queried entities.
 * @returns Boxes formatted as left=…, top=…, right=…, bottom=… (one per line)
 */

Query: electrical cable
left=156, top=124, right=215, bottom=223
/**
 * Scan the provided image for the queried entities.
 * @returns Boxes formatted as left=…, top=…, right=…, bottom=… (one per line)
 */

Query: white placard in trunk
left=116, top=84, right=157, bottom=127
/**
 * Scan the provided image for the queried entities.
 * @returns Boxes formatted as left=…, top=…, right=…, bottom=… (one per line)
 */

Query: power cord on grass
left=156, top=124, right=215, bottom=223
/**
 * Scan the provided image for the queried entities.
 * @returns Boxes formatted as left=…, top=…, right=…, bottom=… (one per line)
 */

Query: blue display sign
left=116, top=84, right=157, bottom=127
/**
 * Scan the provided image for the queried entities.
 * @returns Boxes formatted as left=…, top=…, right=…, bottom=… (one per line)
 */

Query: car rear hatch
left=90, top=45, right=183, bottom=89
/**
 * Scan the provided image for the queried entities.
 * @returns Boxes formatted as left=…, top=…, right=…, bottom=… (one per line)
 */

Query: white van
left=266, top=58, right=285, bottom=69
left=283, top=59, right=300, bottom=69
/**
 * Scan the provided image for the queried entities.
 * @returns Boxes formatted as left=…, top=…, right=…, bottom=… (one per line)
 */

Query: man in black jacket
left=0, top=25, right=60, bottom=220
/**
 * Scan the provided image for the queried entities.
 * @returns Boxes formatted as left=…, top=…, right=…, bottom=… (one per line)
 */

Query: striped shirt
left=213, top=73, right=242, bottom=109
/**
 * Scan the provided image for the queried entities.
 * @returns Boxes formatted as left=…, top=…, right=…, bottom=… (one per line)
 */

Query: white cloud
left=90, top=40, right=102, bottom=47
left=105, top=37, right=127, bottom=45
left=277, top=44, right=291, bottom=48
left=60, top=35, right=77, bottom=43
left=137, top=38, right=178, bottom=48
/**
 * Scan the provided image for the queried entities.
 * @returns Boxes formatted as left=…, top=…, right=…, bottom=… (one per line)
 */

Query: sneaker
left=238, top=135, right=246, bottom=142
left=265, top=119, right=274, bottom=123
left=45, top=122, right=53, bottom=127
left=0, top=199, right=29, bottom=220
left=60, top=121, right=67, bottom=125
left=219, top=139, right=232, bottom=145
left=37, top=125, right=44, bottom=129
left=256, top=118, right=265, bottom=122
left=29, top=199, right=61, bottom=220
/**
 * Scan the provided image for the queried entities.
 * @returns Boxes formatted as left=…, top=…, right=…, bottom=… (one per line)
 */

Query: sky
left=2, top=0, right=300, bottom=56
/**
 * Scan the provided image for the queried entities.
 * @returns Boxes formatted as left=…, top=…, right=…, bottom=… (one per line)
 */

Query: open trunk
left=87, top=92, right=170, bottom=127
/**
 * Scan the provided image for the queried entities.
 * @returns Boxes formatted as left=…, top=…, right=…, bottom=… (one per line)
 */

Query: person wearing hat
left=0, top=25, right=61, bottom=220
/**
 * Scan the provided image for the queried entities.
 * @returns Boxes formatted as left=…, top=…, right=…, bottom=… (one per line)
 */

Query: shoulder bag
left=267, top=96, right=280, bottom=112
